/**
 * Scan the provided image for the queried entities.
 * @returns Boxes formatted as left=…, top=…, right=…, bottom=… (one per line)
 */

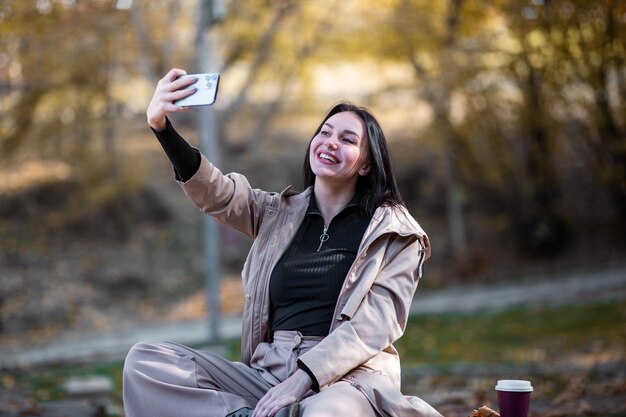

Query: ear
left=359, top=161, right=371, bottom=176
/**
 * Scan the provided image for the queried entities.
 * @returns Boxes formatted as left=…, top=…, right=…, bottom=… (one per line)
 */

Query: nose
left=323, top=135, right=338, bottom=150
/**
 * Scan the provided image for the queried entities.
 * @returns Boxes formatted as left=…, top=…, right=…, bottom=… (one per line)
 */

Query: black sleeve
left=150, top=117, right=201, bottom=182
left=297, top=359, right=320, bottom=392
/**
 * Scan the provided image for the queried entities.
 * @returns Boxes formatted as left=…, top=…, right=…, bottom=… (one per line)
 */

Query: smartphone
left=174, top=73, right=220, bottom=107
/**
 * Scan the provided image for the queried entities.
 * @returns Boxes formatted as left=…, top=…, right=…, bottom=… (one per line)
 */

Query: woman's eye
left=343, top=137, right=356, bottom=144
left=320, top=130, right=330, bottom=136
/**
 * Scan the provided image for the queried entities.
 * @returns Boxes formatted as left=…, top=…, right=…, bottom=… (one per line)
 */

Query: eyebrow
left=324, top=122, right=360, bottom=138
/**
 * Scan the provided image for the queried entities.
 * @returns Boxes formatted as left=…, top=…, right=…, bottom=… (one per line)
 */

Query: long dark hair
left=303, top=102, right=405, bottom=216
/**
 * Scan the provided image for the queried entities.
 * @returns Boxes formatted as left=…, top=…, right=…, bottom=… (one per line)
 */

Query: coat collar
left=280, top=186, right=426, bottom=240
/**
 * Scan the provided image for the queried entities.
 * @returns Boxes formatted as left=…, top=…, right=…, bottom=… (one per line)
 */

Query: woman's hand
left=146, top=68, right=198, bottom=131
left=253, top=369, right=312, bottom=417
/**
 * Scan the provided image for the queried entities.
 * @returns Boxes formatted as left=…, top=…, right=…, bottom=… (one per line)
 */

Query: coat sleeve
left=297, top=234, right=427, bottom=388
left=178, top=153, right=277, bottom=239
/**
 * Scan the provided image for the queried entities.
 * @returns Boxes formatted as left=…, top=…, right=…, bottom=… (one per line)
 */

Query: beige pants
left=122, top=330, right=376, bottom=417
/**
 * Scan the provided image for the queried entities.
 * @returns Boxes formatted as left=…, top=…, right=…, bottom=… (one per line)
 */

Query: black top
left=151, top=117, right=201, bottom=182
left=269, top=194, right=371, bottom=336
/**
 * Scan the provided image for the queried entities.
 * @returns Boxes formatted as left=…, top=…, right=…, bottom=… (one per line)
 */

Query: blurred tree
left=0, top=1, right=131, bottom=173
left=492, top=0, right=625, bottom=249
left=500, top=1, right=572, bottom=255
left=550, top=0, right=626, bottom=227
left=395, top=0, right=469, bottom=255
left=362, top=0, right=490, bottom=260
left=216, top=0, right=343, bottom=155
left=0, top=0, right=623, bottom=278
left=343, top=0, right=624, bottom=257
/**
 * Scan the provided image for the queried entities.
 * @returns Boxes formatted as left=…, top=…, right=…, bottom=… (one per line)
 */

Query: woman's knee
left=123, top=341, right=175, bottom=378
left=123, top=341, right=199, bottom=388
left=124, top=342, right=153, bottom=378
left=125, top=340, right=157, bottom=363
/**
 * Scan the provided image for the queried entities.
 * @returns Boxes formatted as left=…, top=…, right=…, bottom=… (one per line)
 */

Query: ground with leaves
left=407, top=359, right=626, bottom=417
left=1, top=297, right=624, bottom=417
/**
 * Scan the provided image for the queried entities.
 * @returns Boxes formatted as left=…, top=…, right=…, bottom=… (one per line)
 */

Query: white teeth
left=319, top=153, right=337, bottom=163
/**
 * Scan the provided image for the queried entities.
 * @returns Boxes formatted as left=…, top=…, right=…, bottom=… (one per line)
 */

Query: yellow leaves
left=481, top=52, right=512, bottom=69
left=165, top=275, right=246, bottom=320
left=0, top=160, right=72, bottom=195
left=526, top=28, right=546, bottom=49
left=110, top=75, right=154, bottom=114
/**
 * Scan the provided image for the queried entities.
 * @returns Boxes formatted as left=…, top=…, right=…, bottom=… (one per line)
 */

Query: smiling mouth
left=318, top=152, right=338, bottom=163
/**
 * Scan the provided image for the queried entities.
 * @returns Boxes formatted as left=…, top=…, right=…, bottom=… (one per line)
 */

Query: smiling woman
left=122, top=68, right=437, bottom=417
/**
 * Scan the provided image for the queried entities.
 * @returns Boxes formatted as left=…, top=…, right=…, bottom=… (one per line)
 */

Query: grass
left=3, top=299, right=625, bottom=405
left=4, top=361, right=125, bottom=402
left=397, top=299, right=626, bottom=366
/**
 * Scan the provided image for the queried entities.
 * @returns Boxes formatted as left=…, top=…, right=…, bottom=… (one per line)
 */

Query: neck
left=313, top=180, right=356, bottom=227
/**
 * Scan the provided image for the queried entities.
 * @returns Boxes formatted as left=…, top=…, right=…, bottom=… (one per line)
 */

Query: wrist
left=294, top=369, right=313, bottom=389
left=297, top=360, right=319, bottom=392
left=148, top=115, right=167, bottom=131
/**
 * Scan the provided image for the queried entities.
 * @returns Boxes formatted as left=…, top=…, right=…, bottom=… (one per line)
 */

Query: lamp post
left=195, top=0, right=225, bottom=343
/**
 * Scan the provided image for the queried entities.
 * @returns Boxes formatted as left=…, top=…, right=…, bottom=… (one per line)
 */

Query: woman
left=123, top=68, right=442, bottom=417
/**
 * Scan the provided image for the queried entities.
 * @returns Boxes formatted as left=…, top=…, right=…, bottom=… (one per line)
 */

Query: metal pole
left=196, top=0, right=221, bottom=343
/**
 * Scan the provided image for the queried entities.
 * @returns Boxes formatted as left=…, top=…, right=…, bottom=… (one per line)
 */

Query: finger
left=256, top=393, right=293, bottom=417
left=171, top=75, right=198, bottom=91
left=267, top=400, right=291, bottom=417
left=162, top=68, right=187, bottom=83
left=255, top=395, right=284, bottom=417
left=149, top=101, right=185, bottom=119
left=156, top=77, right=196, bottom=95
left=162, top=87, right=196, bottom=103
left=253, top=393, right=272, bottom=417
left=157, top=68, right=190, bottom=93
left=160, top=103, right=185, bottom=113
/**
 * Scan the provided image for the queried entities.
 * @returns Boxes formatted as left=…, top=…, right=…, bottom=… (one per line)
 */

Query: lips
left=318, top=151, right=338, bottom=164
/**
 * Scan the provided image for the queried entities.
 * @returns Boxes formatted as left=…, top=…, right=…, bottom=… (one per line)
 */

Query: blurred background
left=1, top=1, right=625, bottom=416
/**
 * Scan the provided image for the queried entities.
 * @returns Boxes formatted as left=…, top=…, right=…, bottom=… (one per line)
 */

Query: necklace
left=317, top=226, right=329, bottom=252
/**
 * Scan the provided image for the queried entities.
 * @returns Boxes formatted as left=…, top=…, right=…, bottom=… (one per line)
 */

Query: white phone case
left=174, top=73, right=220, bottom=107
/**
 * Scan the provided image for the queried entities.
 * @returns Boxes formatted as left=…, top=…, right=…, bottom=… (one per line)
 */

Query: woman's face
left=309, top=111, right=371, bottom=187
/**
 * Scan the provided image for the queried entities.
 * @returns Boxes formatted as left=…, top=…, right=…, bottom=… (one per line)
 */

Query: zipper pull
left=317, top=227, right=329, bottom=252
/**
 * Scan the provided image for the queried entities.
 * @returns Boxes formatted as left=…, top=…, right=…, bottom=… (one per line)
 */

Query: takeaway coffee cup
left=495, top=380, right=533, bottom=417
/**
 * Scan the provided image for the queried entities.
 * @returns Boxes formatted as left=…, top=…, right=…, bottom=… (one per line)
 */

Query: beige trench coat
left=180, top=154, right=443, bottom=417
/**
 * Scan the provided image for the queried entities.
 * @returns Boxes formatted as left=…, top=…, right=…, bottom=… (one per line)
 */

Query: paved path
left=409, top=266, right=626, bottom=314
left=1, top=267, right=625, bottom=369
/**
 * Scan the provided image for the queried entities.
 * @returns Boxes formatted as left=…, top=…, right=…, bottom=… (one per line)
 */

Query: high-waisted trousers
left=122, top=330, right=376, bottom=417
